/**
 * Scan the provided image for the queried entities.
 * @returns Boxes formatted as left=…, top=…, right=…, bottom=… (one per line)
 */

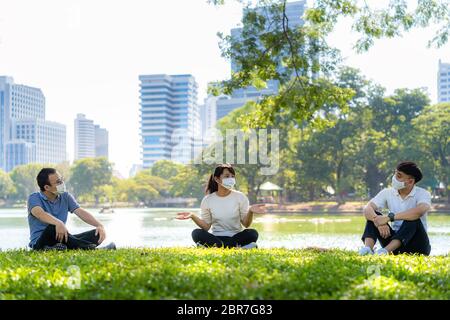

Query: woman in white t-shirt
left=176, top=163, right=266, bottom=248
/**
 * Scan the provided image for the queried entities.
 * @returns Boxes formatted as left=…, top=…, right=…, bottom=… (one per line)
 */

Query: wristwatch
left=388, top=211, right=395, bottom=222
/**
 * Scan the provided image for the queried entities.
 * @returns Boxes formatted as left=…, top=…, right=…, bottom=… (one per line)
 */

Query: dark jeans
left=192, top=228, right=258, bottom=248
left=362, top=211, right=431, bottom=255
left=33, top=224, right=100, bottom=250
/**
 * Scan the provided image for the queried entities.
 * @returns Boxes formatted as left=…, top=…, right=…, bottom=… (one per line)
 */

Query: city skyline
left=1, top=0, right=449, bottom=177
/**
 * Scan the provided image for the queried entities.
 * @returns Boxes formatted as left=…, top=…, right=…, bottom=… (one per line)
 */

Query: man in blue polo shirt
left=28, top=167, right=116, bottom=251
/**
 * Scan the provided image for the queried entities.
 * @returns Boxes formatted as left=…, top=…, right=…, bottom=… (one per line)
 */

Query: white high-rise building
left=5, top=141, right=36, bottom=172
left=438, top=59, right=450, bottom=103
left=74, top=113, right=95, bottom=160
left=74, top=114, right=109, bottom=160
left=129, top=163, right=143, bottom=178
left=199, top=95, right=218, bottom=142
left=139, top=74, right=201, bottom=167
left=95, top=125, right=109, bottom=158
left=10, top=118, right=66, bottom=165
left=0, top=76, right=66, bottom=171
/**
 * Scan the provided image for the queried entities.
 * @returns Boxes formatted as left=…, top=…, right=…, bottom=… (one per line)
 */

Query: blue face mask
left=221, top=177, right=236, bottom=189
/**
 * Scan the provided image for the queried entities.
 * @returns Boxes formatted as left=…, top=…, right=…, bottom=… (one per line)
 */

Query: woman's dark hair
left=397, top=161, right=423, bottom=183
left=37, top=168, right=57, bottom=191
left=205, top=163, right=236, bottom=195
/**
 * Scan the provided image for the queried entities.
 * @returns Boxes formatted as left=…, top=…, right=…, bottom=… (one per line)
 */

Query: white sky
left=0, top=0, right=449, bottom=177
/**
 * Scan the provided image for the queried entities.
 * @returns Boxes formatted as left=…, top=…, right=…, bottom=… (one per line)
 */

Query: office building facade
left=139, top=74, right=201, bottom=168
left=438, top=60, right=450, bottom=103
left=0, top=76, right=66, bottom=171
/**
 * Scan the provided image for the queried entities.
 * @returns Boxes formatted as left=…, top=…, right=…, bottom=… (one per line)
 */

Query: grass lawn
left=0, top=248, right=448, bottom=300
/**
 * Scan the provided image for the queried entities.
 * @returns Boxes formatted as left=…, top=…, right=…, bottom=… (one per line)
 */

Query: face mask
left=220, top=177, right=236, bottom=189
left=55, top=182, right=66, bottom=195
left=391, top=175, right=406, bottom=190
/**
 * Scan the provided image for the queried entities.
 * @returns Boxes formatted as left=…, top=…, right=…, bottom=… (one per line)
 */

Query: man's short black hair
left=396, top=161, right=423, bottom=183
left=37, top=168, right=57, bottom=192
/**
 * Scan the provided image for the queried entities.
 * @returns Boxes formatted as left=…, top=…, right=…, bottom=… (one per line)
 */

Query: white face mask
left=55, top=182, right=67, bottom=195
left=220, top=177, right=236, bottom=190
left=391, top=175, right=406, bottom=190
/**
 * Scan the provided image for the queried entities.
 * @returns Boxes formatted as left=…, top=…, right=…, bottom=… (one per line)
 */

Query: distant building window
left=172, top=100, right=189, bottom=105
left=141, top=85, right=170, bottom=90
left=144, top=136, right=160, bottom=144
left=143, top=147, right=171, bottom=151
left=142, top=116, right=167, bottom=121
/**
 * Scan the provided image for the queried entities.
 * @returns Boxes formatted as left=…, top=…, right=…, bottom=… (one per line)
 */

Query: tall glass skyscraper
left=0, top=76, right=46, bottom=169
left=0, top=76, right=66, bottom=171
left=438, top=59, right=450, bottom=103
left=139, top=74, right=201, bottom=167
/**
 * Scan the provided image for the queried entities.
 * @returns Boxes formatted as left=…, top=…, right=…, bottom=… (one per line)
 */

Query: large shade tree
left=209, top=0, right=450, bottom=128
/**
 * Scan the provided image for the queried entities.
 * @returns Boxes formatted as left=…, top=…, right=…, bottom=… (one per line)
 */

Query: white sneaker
left=240, top=242, right=258, bottom=249
left=98, top=242, right=116, bottom=250
left=375, top=248, right=389, bottom=255
left=358, top=246, right=374, bottom=256
left=196, top=242, right=207, bottom=248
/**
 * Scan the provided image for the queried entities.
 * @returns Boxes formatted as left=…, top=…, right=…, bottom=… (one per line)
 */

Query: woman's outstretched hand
left=176, top=212, right=193, bottom=220
left=249, top=204, right=267, bottom=214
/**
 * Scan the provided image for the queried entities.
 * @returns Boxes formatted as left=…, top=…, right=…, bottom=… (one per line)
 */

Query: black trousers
left=361, top=212, right=431, bottom=255
left=192, top=228, right=258, bottom=248
left=33, top=224, right=100, bottom=250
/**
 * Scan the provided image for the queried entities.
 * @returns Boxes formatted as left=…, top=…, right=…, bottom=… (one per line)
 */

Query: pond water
left=0, top=208, right=448, bottom=255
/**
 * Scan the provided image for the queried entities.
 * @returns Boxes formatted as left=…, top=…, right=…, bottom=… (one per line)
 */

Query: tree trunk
left=248, top=188, right=257, bottom=204
left=336, top=158, right=345, bottom=205
left=308, top=185, right=315, bottom=202
left=438, top=147, right=449, bottom=203
left=336, top=193, right=345, bottom=205
left=365, top=163, right=385, bottom=198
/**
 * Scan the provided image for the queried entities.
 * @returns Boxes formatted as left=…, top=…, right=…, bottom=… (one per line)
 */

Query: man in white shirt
left=359, top=161, right=432, bottom=255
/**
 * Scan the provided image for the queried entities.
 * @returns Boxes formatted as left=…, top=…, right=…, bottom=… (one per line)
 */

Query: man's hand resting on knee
left=55, top=221, right=68, bottom=243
